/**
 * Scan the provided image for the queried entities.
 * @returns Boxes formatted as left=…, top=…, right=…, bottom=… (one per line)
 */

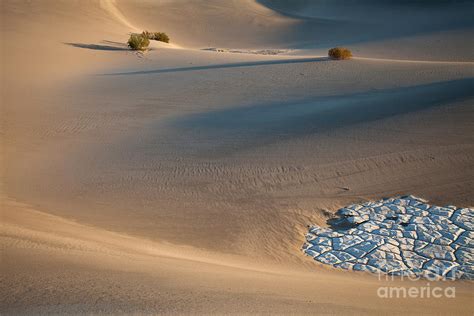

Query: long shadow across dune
left=165, top=78, right=474, bottom=156
left=255, top=0, right=474, bottom=50
left=65, top=42, right=129, bottom=51
left=103, top=57, right=329, bottom=76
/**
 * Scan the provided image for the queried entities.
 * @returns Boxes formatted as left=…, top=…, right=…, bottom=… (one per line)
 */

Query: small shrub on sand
left=142, top=31, right=170, bottom=43
left=328, top=47, right=352, bottom=60
left=127, top=33, right=150, bottom=51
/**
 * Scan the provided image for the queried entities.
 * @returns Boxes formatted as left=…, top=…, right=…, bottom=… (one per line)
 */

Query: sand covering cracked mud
left=303, top=196, right=473, bottom=279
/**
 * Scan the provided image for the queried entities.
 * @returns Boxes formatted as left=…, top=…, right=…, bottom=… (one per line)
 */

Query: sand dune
left=117, top=0, right=474, bottom=60
left=1, top=0, right=473, bottom=314
left=2, top=196, right=473, bottom=314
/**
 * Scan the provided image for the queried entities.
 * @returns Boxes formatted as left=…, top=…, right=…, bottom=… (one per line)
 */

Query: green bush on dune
left=328, top=47, right=352, bottom=60
left=127, top=33, right=150, bottom=51
left=142, top=31, right=170, bottom=43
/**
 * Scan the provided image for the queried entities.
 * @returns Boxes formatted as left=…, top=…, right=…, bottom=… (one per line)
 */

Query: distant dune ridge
left=1, top=0, right=474, bottom=314
left=114, top=0, right=474, bottom=60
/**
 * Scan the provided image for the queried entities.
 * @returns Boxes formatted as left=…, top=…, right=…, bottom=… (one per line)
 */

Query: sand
left=1, top=0, right=473, bottom=314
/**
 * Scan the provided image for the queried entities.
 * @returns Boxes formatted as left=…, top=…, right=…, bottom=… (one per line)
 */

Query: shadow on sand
left=102, top=57, right=330, bottom=75
left=65, top=41, right=129, bottom=51
left=165, top=78, right=474, bottom=156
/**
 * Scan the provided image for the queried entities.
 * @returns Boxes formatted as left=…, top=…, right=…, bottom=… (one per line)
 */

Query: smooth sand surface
left=1, top=0, right=474, bottom=314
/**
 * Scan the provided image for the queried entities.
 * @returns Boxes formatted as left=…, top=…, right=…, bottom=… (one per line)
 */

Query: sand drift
left=304, top=196, right=474, bottom=279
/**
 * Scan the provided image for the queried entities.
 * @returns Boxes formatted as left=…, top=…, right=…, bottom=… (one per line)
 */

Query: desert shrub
left=127, top=33, right=150, bottom=51
left=142, top=31, right=170, bottom=43
left=153, top=32, right=170, bottom=43
left=328, top=47, right=352, bottom=60
left=141, top=31, right=153, bottom=40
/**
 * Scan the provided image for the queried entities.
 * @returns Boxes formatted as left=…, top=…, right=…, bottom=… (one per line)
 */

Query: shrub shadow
left=103, top=57, right=329, bottom=75
left=65, top=41, right=129, bottom=51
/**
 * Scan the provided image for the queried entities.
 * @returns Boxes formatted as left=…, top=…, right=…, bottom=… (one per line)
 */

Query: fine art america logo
left=376, top=266, right=462, bottom=299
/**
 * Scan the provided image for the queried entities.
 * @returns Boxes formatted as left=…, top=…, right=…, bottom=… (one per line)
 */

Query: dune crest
left=100, top=0, right=140, bottom=32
